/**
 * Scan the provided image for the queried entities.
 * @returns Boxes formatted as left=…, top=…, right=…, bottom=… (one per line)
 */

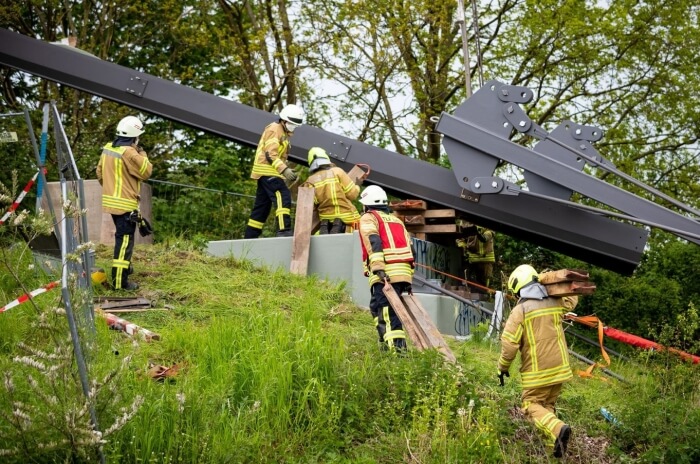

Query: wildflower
left=176, top=392, right=186, bottom=413
left=13, top=356, right=46, bottom=371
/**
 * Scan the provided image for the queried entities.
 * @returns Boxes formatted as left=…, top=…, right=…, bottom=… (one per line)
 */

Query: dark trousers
left=369, top=281, right=409, bottom=351
left=111, top=212, right=136, bottom=289
left=244, top=176, right=292, bottom=238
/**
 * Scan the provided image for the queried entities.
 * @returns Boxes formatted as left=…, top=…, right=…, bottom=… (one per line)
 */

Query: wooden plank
left=290, top=187, right=316, bottom=275
left=423, top=209, right=456, bottom=219
left=544, top=281, right=596, bottom=296
left=382, top=283, right=430, bottom=350
left=539, top=269, right=590, bottom=284
left=402, top=294, right=457, bottom=363
left=390, top=199, right=427, bottom=211
left=404, top=224, right=458, bottom=233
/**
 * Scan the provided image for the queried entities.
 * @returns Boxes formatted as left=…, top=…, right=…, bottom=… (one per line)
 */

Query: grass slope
left=1, top=242, right=698, bottom=463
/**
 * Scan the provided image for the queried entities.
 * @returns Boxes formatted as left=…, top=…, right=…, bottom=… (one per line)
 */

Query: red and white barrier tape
left=0, top=170, right=40, bottom=226
left=0, top=280, right=60, bottom=313
left=97, top=309, right=160, bottom=342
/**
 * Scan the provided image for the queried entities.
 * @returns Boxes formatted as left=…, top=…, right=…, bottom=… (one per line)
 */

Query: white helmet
left=359, top=185, right=388, bottom=206
left=279, top=104, right=305, bottom=132
left=116, top=116, right=145, bottom=137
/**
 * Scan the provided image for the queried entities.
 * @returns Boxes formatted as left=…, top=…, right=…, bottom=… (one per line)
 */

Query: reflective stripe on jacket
left=498, top=297, right=572, bottom=389
left=305, top=165, right=360, bottom=224
left=250, top=122, right=290, bottom=180
left=466, top=228, right=495, bottom=263
left=96, top=143, right=152, bottom=215
left=359, top=210, right=414, bottom=286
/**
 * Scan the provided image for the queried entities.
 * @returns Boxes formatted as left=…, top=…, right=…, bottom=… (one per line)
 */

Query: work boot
left=120, top=281, right=139, bottom=291
left=553, top=424, right=571, bottom=458
left=329, top=218, right=346, bottom=234
left=276, top=229, right=294, bottom=237
left=319, top=219, right=330, bottom=235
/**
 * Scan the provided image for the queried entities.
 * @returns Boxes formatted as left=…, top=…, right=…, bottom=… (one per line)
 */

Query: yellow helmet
left=307, top=147, right=330, bottom=165
left=508, top=264, right=539, bottom=295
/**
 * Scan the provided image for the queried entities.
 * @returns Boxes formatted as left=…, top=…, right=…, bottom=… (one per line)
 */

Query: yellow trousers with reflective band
left=522, top=384, right=566, bottom=446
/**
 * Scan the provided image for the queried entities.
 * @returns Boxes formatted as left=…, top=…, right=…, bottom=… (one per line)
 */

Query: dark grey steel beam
left=0, top=28, right=646, bottom=273
left=438, top=112, right=700, bottom=243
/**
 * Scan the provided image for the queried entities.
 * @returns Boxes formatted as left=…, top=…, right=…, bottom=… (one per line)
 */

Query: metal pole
left=36, top=103, right=49, bottom=210
left=470, top=0, right=484, bottom=87
left=456, top=0, right=472, bottom=97
left=59, top=181, right=105, bottom=463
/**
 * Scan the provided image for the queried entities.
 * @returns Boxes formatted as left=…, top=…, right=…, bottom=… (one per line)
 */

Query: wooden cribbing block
left=390, top=199, right=427, bottom=211
left=538, top=269, right=590, bottom=284
left=290, top=186, right=315, bottom=275
left=544, top=281, right=597, bottom=297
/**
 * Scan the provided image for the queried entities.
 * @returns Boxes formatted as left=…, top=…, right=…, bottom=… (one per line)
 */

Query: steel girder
left=0, top=29, right=647, bottom=273
left=436, top=80, right=700, bottom=244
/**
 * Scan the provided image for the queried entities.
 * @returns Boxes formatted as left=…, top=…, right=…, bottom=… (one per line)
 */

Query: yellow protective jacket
left=359, top=210, right=414, bottom=286
left=465, top=227, right=495, bottom=263
left=250, top=121, right=291, bottom=180
left=498, top=296, right=573, bottom=389
left=96, top=143, right=152, bottom=215
left=303, top=165, right=360, bottom=224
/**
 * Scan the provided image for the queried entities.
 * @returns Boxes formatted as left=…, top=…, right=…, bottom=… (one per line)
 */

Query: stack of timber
left=539, top=269, right=596, bottom=297
left=382, top=282, right=457, bottom=363
left=390, top=199, right=459, bottom=240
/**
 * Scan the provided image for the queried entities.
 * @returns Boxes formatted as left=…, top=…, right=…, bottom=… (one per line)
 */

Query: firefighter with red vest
left=96, top=116, right=153, bottom=290
left=498, top=264, right=578, bottom=458
left=244, top=104, right=305, bottom=238
left=358, top=185, right=415, bottom=352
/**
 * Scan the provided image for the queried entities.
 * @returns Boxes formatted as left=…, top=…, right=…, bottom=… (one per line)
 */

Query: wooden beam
left=404, top=224, right=458, bottom=233
left=424, top=209, right=456, bottom=219
left=290, top=187, right=315, bottom=275
left=402, top=294, right=457, bottom=363
left=382, top=283, right=456, bottom=363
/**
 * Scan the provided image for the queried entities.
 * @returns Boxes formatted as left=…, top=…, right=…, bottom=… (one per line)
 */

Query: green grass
left=0, top=242, right=698, bottom=463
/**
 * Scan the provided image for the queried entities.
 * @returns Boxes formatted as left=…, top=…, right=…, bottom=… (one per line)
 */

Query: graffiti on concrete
left=454, top=302, right=487, bottom=336
left=411, top=237, right=460, bottom=285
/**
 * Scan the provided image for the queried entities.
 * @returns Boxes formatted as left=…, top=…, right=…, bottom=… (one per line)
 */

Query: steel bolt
left=474, top=182, right=481, bottom=189
left=491, top=181, right=498, bottom=188
left=519, top=121, right=526, bottom=127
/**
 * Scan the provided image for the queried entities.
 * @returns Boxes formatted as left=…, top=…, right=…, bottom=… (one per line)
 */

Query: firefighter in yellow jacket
left=358, top=185, right=415, bottom=352
left=303, top=147, right=360, bottom=234
left=96, top=116, right=153, bottom=290
left=498, top=264, right=576, bottom=458
left=456, top=223, right=495, bottom=288
left=244, top=104, right=305, bottom=238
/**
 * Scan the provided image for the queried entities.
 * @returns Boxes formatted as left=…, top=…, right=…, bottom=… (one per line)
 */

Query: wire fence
left=148, top=179, right=256, bottom=240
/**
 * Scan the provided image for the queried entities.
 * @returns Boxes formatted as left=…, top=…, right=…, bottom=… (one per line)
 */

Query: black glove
left=374, top=270, right=389, bottom=282
left=282, top=168, right=298, bottom=183
left=128, top=210, right=142, bottom=224
left=497, top=370, right=510, bottom=387
left=138, top=217, right=153, bottom=237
